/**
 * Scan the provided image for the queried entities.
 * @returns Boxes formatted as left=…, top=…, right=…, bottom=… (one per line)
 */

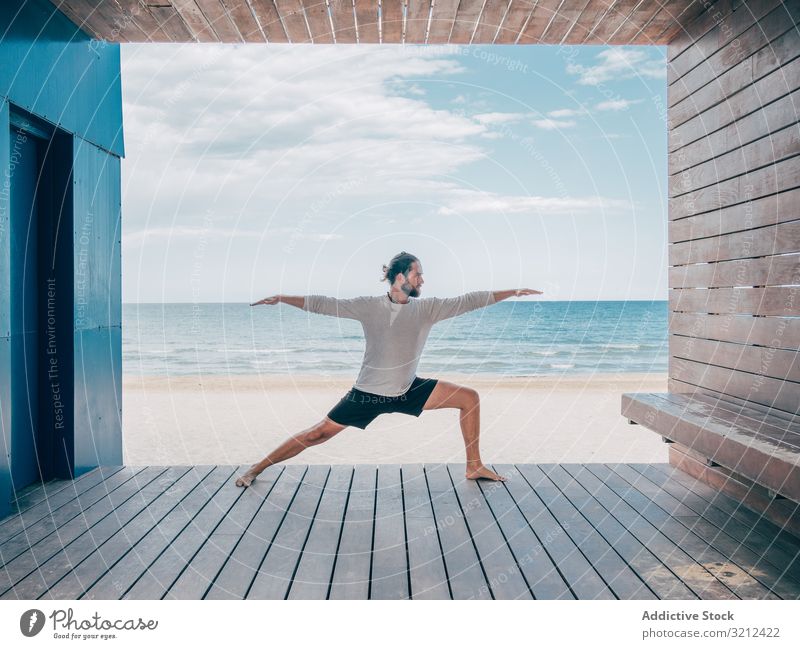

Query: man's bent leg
left=235, top=417, right=347, bottom=488
left=422, top=381, right=506, bottom=482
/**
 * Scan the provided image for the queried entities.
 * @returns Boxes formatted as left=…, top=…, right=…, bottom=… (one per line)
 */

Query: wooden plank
left=40, top=466, right=217, bottom=599
left=587, top=0, right=640, bottom=43
left=147, top=6, right=196, bottom=41
left=1, top=467, right=186, bottom=599
left=669, top=157, right=800, bottom=220
left=222, top=0, right=268, bottom=41
left=635, top=0, right=700, bottom=45
left=669, top=187, right=800, bottom=242
left=172, top=0, right=220, bottom=42
left=370, top=464, right=409, bottom=599
left=563, top=0, right=615, bottom=44
left=301, top=0, right=334, bottom=42
left=192, top=0, right=245, bottom=40
left=249, top=0, right=290, bottom=42
left=405, top=0, right=431, bottom=42
left=449, top=0, right=484, bottom=43
left=668, top=0, right=800, bottom=107
left=80, top=466, right=238, bottom=599
left=622, top=393, right=800, bottom=496
left=669, top=311, right=800, bottom=349
left=121, top=465, right=260, bottom=599
left=0, top=467, right=151, bottom=579
left=606, top=0, right=663, bottom=44
left=287, top=465, right=352, bottom=599
left=542, top=0, right=593, bottom=44
left=200, top=466, right=302, bottom=599
left=668, top=0, right=788, bottom=89
left=495, top=0, right=537, bottom=44
left=542, top=463, right=697, bottom=599
left=500, top=464, right=610, bottom=598
left=669, top=356, right=800, bottom=414
left=666, top=442, right=800, bottom=538
left=401, top=464, right=450, bottom=598
left=0, top=467, right=123, bottom=543
left=670, top=221, right=800, bottom=265
left=354, top=0, right=379, bottom=42
left=274, top=0, right=312, bottom=41
left=330, top=0, right=356, bottom=42
left=653, top=0, right=710, bottom=44
left=561, top=462, right=738, bottom=599
left=423, top=464, right=490, bottom=599
left=446, top=465, right=531, bottom=598
left=589, top=463, right=777, bottom=598
left=669, top=91, right=800, bottom=176
left=239, top=465, right=329, bottom=599
left=518, top=0, right=566, bottom=44
left=668, top=0, right=733, bottom=57
left=669, top=334, right=800, bottom=386
left=479, top=464, right=576, bottom=598
left=669, top=29, right=800, bottom=130
left=670, top=124, right=800, bottom=198
left=164, top=465, right=302, bottom=599
left=610, top=462, right=796, bottom=598
left=381, top=0, right=404, bottom=42
left=472, top=0, right=511, bottom=44
left=680, top=390, right=800, bottom=435
left=427, top=0, right=460, bottom=43
left=643, top=461, right=800, bottom=561
left=89, top=0, right=152, bottom=41
left=328, top=464, right=376, bottom=599
left=669, top=57, right=800, bottom=153
left=516, top=463, right=655, bottom=599
left=669, top=286, right=800, bottom=318
left=669, top=254, right=800, bottom=290
left=109, top=0, right=176, bottom=40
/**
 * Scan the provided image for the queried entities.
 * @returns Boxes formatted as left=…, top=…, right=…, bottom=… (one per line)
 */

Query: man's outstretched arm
left=251, top=294, right=368, bottom=320
left=426, top=288, right=542, bottom=323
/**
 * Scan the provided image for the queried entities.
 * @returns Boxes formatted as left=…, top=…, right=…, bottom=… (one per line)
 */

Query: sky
left=119, top=42, right=669, bottom=303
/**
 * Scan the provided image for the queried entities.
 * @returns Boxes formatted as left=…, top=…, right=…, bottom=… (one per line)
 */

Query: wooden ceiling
left=50, top=0, right=709, bottom=44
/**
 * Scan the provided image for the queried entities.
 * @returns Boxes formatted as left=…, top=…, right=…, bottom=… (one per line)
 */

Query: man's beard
left=403, top=282, right=420, bottom=298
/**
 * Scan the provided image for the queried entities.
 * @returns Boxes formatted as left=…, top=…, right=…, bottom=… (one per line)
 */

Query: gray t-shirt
left=301, top=291, right=497, bottom=396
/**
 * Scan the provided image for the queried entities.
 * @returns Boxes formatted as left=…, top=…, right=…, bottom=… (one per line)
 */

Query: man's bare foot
left=235, top=468, right=260, bottom=488
left=465, top=464, right=507, bottom=482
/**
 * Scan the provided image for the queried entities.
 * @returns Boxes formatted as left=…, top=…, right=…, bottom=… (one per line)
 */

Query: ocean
left=123, top=300, right=668, bottom=378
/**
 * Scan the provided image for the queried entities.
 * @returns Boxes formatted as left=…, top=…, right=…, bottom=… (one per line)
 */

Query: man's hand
left=493, top=288, right=543, bottom=302
left=250, top=295, right=281, bottom=306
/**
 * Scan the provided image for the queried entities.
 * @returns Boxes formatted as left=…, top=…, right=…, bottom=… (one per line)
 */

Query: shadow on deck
left=1, top=463, right=798, bottom=600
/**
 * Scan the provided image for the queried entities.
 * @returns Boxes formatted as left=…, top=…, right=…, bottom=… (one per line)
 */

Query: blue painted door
left=9, top=126, right=41, bottom=490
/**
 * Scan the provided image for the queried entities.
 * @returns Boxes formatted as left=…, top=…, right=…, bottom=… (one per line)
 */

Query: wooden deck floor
left=1, top=463, right=798, bottom=600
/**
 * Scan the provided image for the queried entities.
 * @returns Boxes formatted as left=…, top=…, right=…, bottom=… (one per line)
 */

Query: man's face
left=397, top=260, right=424, bottom=297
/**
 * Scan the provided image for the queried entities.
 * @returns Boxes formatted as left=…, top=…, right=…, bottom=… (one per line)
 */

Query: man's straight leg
left=235, top=417, right=347, bottom=488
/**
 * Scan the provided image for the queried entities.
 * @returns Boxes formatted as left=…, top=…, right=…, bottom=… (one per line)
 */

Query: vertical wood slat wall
left=666, top=0, right=800, bottom=416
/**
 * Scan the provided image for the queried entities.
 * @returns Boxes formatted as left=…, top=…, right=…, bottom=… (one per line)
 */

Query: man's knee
left=302, top=419, right=344, bottom=444
left=460, top=388, right=480, bottom=410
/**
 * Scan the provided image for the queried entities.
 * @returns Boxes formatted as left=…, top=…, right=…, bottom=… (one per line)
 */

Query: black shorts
left=326, top=376, right=439, bottom=430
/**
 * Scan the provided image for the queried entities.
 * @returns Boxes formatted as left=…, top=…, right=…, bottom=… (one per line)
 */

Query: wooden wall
left=666, top=0, right=800, bottom=416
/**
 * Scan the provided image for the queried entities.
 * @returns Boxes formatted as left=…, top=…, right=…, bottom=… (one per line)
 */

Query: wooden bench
left=622, top=391, right=800, bottom=538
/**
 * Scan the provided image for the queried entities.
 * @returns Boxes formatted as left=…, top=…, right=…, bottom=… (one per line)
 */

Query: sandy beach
left=122, top=372, right=669, bottom=466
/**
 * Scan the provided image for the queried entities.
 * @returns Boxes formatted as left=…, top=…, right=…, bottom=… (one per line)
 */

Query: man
left=236, top=251, right=542, bottom=487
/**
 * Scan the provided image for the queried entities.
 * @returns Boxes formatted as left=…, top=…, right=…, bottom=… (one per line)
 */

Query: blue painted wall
left=0, top=0, right=123, bottom=518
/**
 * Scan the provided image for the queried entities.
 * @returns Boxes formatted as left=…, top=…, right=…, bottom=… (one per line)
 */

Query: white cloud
left=532, top=118, right=577, bottom=130
left=548, top=107, right=586, bottom=118
left=595, top=98, right=643, bottom=111
left=567, top=48, right=665, bottom=86
left=473, top=112, right=526, bottom=125
left=437, top=188, right=632, bottom=216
